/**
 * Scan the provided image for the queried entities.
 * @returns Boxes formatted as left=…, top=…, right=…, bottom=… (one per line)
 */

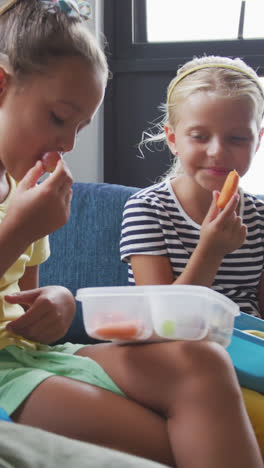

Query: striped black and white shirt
left=120, top=178, right=264, bottom=317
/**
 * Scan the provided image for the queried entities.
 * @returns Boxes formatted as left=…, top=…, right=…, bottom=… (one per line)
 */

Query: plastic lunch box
left=76, top=285, right=240, bottom=348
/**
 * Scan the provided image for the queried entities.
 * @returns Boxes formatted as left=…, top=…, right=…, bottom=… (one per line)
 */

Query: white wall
left=64, top=0, right=104, bottom=183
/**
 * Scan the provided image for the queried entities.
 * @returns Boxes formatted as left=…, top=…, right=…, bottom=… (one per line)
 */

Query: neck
left=171, top=176, right=213, bottom=225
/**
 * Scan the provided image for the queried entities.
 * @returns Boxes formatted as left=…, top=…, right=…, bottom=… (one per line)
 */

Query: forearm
left=0, top=217, right=30, bottom=278
left=173, top=243, right=222, bottom=287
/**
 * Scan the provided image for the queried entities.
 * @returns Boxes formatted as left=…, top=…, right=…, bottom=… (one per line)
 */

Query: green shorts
left=0, top=343, right=125, bottom=416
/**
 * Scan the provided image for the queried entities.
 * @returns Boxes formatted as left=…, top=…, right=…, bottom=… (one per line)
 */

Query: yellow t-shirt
left=0, top=174, right=50, bottom=350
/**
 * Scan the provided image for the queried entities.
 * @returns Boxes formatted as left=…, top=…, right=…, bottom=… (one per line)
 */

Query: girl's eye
left=51, top=112, right=65, bottom=125
left=190, top=134, right=206, bottom=141
left=230, top=136, right=249, bottom=143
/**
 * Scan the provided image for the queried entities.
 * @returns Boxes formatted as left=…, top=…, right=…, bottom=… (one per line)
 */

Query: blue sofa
left=39, top=182, right=139, bottom=344
left=1, top=183, right=264, bottom=467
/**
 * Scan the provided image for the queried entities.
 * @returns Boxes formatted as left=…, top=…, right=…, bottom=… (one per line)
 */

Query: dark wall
left=104, top=70, right=173, bottom=187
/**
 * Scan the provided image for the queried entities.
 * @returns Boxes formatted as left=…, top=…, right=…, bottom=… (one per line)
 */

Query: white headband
left=167, top=63, right=264, bottom=103
left=0, top=0, right=18, bottom=16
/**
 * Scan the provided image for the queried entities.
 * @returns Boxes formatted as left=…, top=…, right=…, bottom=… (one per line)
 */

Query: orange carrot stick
left=217, top=170, right=239, bottom=209
left=94, top=320, right=144, bottom=340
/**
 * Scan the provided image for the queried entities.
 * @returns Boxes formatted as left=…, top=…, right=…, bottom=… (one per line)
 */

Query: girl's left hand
left=200, top=191, right=247, bottom=258
left=4, top=286, right=76, bottom=344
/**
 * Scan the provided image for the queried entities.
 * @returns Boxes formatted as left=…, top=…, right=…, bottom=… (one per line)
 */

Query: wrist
left=190, top=242, right=223, bottom=284
left=196, top=240, right=224, bottom=267
left=176, top=242, right=223, bottom=288
left=0, top=213, right=31, bottom=252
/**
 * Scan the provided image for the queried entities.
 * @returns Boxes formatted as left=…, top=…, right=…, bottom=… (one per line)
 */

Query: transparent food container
left=76, top=285, right=240, bottom=347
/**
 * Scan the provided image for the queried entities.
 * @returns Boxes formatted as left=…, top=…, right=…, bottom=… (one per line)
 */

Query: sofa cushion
left=39, top=182, right=139, bottom=343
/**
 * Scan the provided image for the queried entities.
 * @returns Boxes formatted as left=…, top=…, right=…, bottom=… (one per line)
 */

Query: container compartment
left=76, top=286, right=153, bottom=342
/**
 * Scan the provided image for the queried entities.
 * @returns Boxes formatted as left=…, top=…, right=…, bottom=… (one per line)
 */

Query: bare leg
left=12, top=374, right=174, bottom=466
left=78, top=340, right=263, bottom=468
left=12, top=340, right=263, bottom=468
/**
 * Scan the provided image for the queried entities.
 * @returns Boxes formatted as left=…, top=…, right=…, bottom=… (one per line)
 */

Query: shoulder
left=124, top=180, right=172, bottom=210
left=243, top=191, right=264, bottom=213
left=242, top=191, right=264, bottom=232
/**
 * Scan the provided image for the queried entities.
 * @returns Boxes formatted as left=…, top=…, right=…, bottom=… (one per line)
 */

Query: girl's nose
left=207, top=137, right=224, bottom=157
left=56, top=129, right=77, bottom=153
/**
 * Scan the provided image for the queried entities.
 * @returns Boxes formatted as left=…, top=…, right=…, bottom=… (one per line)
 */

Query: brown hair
left=0, top=0, right=108, bottom=83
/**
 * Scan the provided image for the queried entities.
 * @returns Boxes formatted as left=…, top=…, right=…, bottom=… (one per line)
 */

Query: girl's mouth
left=205, top=167, right=230, bottom=176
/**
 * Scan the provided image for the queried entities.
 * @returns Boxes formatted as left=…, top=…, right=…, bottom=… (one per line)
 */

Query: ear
left=256, top=127, right=264, bottom=153
left=0, top=67, right=10, bottom=101
left=164, top=124, right=177, bottom=155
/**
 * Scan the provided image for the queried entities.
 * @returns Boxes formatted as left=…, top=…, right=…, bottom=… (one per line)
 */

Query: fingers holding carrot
left=202, top=188, right=239, bottom=228
left=200, top=171, right=246, bottom=257
left=42, top=152, right=62, bottom=173
left=207, top=169, right=241, bottom=226
left=201, top=206, right=246, bottom=258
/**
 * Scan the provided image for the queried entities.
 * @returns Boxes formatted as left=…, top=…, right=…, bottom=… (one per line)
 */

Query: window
left=241, top=76, right=264, bottom=194
left=145, top=0, right=264, bottom=43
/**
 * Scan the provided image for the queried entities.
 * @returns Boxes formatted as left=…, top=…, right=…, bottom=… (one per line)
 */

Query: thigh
left=76, top=340, right=237, bottom=413
left=12, top=375, right=174, bottom=467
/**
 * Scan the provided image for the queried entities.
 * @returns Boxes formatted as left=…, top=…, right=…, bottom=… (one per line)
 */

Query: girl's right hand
left=200, top=191, right=247, bottom=259
left=5, top=159, right=73, bottom=244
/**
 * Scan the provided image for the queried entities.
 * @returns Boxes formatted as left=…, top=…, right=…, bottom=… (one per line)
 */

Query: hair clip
left=41, top=0, right=91, bottom=20
left=0, top=0, right=91, bottom=19
left=77, top=1, right=91, bottom=19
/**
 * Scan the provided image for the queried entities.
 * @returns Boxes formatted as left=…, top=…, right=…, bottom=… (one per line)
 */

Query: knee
left=160, top=341, right=244, bottom=427
left=173, top=340, right=241, bottom=399
left=177, top=340, right=233, bottom=375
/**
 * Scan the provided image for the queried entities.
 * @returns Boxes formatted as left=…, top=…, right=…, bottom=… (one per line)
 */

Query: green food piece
left=161, top=320, right=176, bottom=337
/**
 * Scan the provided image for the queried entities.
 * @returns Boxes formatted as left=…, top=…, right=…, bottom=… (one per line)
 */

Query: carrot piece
left=217, top=170, right=239, bottom=209
left=94, top=320, right=144, bottom=340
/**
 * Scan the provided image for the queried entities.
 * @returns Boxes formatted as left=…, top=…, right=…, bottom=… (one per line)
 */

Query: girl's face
left=166, top=91, right=263, bottom=194
left=0, top=56, right=105, bottom=181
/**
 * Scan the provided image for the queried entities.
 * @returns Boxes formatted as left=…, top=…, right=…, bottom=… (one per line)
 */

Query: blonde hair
left=0, top=0, right=108, bottom=85
left=140, top=55, right=264, bottom=179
